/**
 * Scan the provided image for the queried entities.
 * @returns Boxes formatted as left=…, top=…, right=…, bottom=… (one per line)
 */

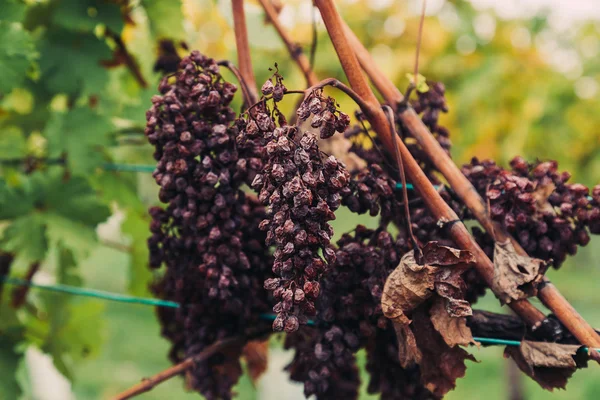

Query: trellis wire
left=2, top=276, right=599, bottom=352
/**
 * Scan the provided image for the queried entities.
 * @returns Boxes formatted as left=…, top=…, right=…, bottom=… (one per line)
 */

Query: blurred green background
left=0, top=0, right=599, bottom=399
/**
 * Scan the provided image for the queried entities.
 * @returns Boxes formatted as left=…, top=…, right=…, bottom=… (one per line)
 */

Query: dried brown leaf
left=392, top=321, right=422, bottom=368
left=421, top=241, right=475, bottom=266
left=382, top=250, right=436, bottom=324
left=412, top=307, right=476, bottom=397
left=242, top=340, right=269, bottom=384
left=504, top=340, right=585, bottom=391
left=492, top=240, right=546, bottom=304
left=429, top=298, right=476, bottom=348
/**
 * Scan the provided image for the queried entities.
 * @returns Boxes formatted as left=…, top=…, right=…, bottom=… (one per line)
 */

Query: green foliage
left=53, top=0, right=123, bottom=34
left=45, top=107, right=114, bottom=174
left=38, top=30, right=112, bottom=95
left=0, top=21, right=37, bottom=94
left=142, top=0, right=185, bottom=40
left=122, top=210, right=153, bottom=296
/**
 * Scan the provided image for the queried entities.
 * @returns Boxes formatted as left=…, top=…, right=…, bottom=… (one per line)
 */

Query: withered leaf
left=392, top=321, right=422, bottom=368
left=242, top=340, right=269, bottom=384
left=383, top=243, right=475, bottom=324
left=429, top=298, right=476, bottom=348
left=492, top=240, right=546, bottom=304
left=412, top=307, right=476, bottom=397
left=504, top=340, right=585, bottom=391
left=382, top=250, right=437, bottom=324
left=421, top=241, right=475, bottom=266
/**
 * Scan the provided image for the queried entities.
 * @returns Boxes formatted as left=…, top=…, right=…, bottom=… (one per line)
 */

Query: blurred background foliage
left=0, top=0, right=599, bottom=399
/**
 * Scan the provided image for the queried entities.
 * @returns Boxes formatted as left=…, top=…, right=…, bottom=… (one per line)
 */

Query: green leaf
left=0, top=176, right=36, bottom=220
left=0, top=21, right=37, bottom=94
left=45, top=213, right=97, bottom=264
left=38, top=246, right=104, bottom=380
left=0, top=214, right=47, bottom=264
left=0, top=0, right=28, bottom=23
left=0, top=336, right=23, bottom=400
left=406, top=73, right=430, bottom=93
left=38, top=30, right=111, bottom=95
left=42, top=171, right=111, bottom=226
left=0, top=126, right=27, bottom=159
left=53, top=0, right=124, bottom=34
left=142, top=0, right=185, bottom=40
left=122, top=210, right=152, bottom=296
left=43, top=300, right=105, bottom=380
left=45, top=106, right=114, bottom=175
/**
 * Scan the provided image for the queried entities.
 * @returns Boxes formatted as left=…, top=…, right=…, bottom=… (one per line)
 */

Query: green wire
left=3, top=277, right=599, bottom=352
left=102, top=163, right=156, bottom=173
left=2, top=277, right=180, bottom=308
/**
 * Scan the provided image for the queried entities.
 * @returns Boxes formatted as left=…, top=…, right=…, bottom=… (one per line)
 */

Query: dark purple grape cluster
left=462, top=156, right=600, bottom=267
left=285, top=226, right=435, bottom=399
left=145, top=52, right=272, bottom=399
left=249, top=117, right=350, bottom=332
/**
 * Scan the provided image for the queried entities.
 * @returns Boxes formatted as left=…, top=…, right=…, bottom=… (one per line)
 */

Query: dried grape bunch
left=145, top=52, right=271, bottom=399
left=462, top=156, right=600, bottom=267
left=243, top=85, right=351, bottom=332
left=286, top=226, right=435, bottom=399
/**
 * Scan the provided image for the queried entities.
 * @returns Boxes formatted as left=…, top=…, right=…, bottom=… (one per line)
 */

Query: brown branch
left=0, top=253, right=14, bottom=302
left=232, top=0, right=259, bottom=104
left=258, top=0, right=319, bottom=86
left=217, top=60, right=255, bottom=106
left=383, top=105, right=420, bottom=254
left=342, top=18, right=600, bottom=348
left=413, top=0, right=427, bottom=86
left=11, top=262, right=40, bottom=308
left=104, top=29, right=147, bottom=88
left=313, top=0, right=546, bottom=328
left=112, top=336, right=245, bottom=400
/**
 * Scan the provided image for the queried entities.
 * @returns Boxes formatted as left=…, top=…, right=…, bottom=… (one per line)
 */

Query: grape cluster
left=285, top=226, right=435, bottom=399
left=249, top=120, right=350, bottom=331
left=462, top=156, right=600, bottom=267
left=145, top=52, right=271, bottom=399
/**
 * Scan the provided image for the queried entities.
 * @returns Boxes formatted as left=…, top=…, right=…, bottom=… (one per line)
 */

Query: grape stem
left=257, top=0, right=319, bottom=86
left=341, top=16, right=600, bottom=348
left=103, top=29, right=148, bottom=89
left=217, top=60, right=256, bottom=107
left=313, top=0, right=547, bottom=328
left=231, top=0, right=259, bottom=104
left=112, top=328, right=270, bottom=400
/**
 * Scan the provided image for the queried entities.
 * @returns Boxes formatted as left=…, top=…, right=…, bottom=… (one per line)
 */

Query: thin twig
left=104, top=29, right=148, bottom=88
left=217, top=60, right=255, bottom=106
left=231, top=0, right=259, bottom=103
left=258, top=0, right=318, bottom=86
left=11, top=262, right=40, bottom=308
left=383, top=106, right=421, bottom=256
left=112, top=337, right=245, bottom=400
left=305, top=78, right=372, bottom=111
left=413, top=0, right=427, bottom=86
left=309, top=6, right=318, bottom=70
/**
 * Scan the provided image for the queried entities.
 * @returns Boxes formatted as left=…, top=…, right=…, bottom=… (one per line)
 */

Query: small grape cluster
left=462, top=156, right=600, bottom=267
left=145, top=52, right=271, bottom=399
left=249, top=108, right=351, bottom=331
left=296, top=89, right=351, bottom=139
